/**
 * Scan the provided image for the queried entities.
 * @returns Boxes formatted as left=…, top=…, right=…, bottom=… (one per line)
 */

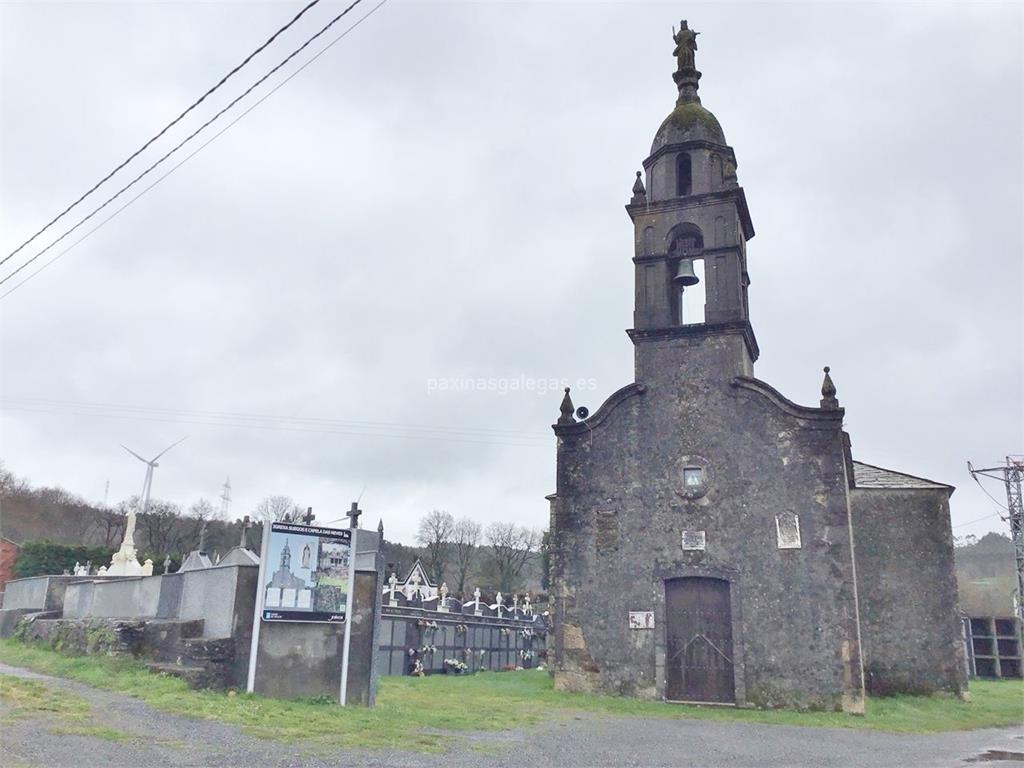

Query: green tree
left=12, top=541, right=113, bottom=578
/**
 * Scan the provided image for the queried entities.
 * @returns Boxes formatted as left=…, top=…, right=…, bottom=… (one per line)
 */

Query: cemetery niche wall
left=376, top=560, right=548, bottom=676
left=547, top=21, right=967, bottom=711
left=0, top=554, right=258, bottom=690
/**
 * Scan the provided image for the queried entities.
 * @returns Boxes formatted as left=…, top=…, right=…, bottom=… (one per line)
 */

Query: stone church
left=548, top=21, right=965, bottom=711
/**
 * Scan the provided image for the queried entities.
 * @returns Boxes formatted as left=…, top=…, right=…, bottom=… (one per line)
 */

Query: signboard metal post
left=246, top=515, right=272, bottom=693
left=339, top=528, right=357, bottom=706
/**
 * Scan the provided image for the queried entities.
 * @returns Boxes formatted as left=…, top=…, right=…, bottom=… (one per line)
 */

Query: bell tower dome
left=627, top=21, right=757, bottom=381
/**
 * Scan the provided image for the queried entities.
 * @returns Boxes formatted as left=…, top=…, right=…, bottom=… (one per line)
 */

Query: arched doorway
left=664, top=577, right=735, bottom=703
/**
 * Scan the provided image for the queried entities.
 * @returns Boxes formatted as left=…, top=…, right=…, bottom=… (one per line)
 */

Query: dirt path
left=1, top=663, right=1021, bottom=767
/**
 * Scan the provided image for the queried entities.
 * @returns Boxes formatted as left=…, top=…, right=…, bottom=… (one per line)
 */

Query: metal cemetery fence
left=962, top=616, right=1023, bottom=679
left=376, top=600, right=547, bottom=676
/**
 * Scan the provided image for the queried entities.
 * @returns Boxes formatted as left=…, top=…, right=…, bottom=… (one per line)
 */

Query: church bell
left=674, top=259, right=699, bottom=287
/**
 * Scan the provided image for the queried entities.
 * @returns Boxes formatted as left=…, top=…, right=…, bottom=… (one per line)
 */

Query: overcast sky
left=1, top=1, right=1021, bottom=546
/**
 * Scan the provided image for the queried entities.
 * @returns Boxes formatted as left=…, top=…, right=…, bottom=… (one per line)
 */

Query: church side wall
left=852, top=487, right=966, bottom=696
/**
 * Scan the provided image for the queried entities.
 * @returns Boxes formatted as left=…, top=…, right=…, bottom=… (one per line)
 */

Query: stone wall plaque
left=681, top=530, right=706, bottom=551
left=628, top=611, right=655, bottom=629
left=595, top=510, right=619, bottom=553
left=776, top=513, right=802, bottom=549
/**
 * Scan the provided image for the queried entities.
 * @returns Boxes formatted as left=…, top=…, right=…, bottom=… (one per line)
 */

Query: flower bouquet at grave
left=416, top=619, right=439, bottom=630
left=443, top=658, right=469, bottom=674
left=454, top=623, right=468, bottom=635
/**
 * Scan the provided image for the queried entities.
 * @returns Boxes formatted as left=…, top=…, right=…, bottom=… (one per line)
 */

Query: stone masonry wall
left=552, top=334, right=865, bottom=711
left=852, top=487, right=966, bottom=696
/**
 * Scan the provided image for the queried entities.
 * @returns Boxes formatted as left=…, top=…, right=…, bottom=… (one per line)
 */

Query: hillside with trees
left=954, top=532, right=1017, bottom=617
left=1, top=463, right=546, bottom=597
left=1, top=463, right=245, bottom=562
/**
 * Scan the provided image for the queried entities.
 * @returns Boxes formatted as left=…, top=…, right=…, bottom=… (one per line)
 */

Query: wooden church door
left=664, top=577, right=735, bottom=703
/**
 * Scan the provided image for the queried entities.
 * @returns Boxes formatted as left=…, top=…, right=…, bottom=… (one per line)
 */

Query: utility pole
left=968, top=456, right=1024, bottom=622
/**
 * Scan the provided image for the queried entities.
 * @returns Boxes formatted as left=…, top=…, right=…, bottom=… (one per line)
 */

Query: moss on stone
left=84, top=623, right=119, bottom=655
left=655, top=101, right=725, bottom=143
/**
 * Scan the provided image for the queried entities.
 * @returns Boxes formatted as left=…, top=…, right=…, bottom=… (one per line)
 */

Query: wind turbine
left=107, top=436, right=188, bottom=575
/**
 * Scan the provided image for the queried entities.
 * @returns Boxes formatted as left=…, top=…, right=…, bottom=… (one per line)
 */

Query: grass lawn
left=1, top=638, right=1021, bottom=753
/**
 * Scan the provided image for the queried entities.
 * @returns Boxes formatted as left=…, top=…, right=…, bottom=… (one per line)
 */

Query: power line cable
left=1, top=401, right=549, bottom=448
left=0, top=395, right=549, bottom=439
left=1, top=0, right=323, bottom=265
left=0, top=0, right=369, bottom=290
left=970, top=468, right=1010, bottom=512
left=953, top=512, right=1004, bottom=529
left=0, top=0, right=387, bottom=300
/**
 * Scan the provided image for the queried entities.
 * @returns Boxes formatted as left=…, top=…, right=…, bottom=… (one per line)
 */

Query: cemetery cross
left=346, top=501, right=362, bottom=529
left=388, top=572, right=398, bottom=605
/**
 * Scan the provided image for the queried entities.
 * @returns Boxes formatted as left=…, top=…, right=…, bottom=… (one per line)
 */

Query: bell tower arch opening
left=676, top=152, right=692, bottom=197
left=668, top=223, right=706, bottom=325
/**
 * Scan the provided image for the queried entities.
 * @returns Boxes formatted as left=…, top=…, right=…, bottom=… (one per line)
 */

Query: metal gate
left=665, top=577, right=735, bottom=703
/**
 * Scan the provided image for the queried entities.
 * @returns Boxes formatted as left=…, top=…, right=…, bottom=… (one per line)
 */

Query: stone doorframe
left=652, top=563, right=747, bottom=706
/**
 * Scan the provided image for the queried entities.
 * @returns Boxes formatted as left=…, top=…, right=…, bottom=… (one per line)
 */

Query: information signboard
left=247, top=519, right=360, bottom=703
left=261, top=522, right=353, bottom=624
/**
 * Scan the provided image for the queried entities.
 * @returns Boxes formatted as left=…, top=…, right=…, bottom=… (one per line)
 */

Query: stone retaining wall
left=14, top=615, right=236, bottom=689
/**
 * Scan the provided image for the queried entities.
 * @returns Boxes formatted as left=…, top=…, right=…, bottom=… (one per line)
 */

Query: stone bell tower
left=627, top=19, right=757, bottom=382
left=548, top=19, right=965, bottom=711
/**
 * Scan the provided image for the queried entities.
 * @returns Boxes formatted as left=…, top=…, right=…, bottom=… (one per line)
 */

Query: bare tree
left=0, top=462, right=30, bottom=497
left=122, top=496, right=182, bottom=556
left=31, top=485, right=95, bottom=542
left=416, top=510, right=454, bottom=586
left=451, top=517, right=481, bottom=596
left=253, top=495, right=302, bottom=522
left=484, top=522, right=541, bottom=593
left=184, top=498, right=218, bottom=551
left=189, top=498, right=219, bottom=520
left=93, top=505, right=126, bottom=548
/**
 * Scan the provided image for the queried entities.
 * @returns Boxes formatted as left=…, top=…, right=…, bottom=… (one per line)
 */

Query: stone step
left=141, top=619, right=204, bottom=662
left=180, top=636, right=234, bottom=663
left=147, top=662, right=224, bottom=690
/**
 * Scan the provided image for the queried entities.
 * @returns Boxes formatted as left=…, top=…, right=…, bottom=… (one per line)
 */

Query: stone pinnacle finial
left=672, top=20, right=702, bottom=104
left=558, top=387, right=577, bottom=425
left=377, top=518, right=385, bottom=537
left=820, top=366, right=839, bottom=410
left=631, top=170, right=646, bottom=203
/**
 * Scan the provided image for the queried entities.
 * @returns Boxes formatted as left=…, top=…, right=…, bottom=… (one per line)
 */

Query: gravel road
left=2, top=662, right=1021, bottom=768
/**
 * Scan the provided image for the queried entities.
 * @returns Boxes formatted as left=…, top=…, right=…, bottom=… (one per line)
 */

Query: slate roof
left=852, top=461, right=952, bottom=490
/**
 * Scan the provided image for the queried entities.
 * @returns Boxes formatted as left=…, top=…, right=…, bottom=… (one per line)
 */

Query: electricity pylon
left=968, top=456, right=1024, bottom=622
